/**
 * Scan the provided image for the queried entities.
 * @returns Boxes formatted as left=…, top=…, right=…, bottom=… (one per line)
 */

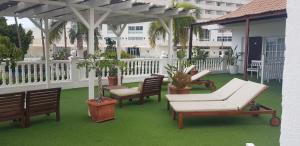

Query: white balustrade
left=0, top=57, right=228, bottom=91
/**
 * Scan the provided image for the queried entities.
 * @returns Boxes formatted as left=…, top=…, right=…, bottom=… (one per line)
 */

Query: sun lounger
left=110, top=75, right=163, bottom=107
left=165, top=78, right=247, bottom=109
left=183, top=65, right=196, bottom=74
left=189, top=70, right=216, bottom=91
left=170, top=81, right=280, bottom=129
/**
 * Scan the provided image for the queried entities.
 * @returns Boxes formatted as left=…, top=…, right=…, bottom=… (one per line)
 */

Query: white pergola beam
left=13, top=0, right=160, bottom=19
left=159, top=17, right=170, bottom=34
left=125, top=4, right=151, bottom=13
left=0, top=2, right=34, bottom=16
left=82, top=0, right=111, bottom=6
left=101, top=0, right=132, bottom=11
left=146, top=6, right=166, bottom=15
left=48, top=20, right=64, bottom=32
left=69, top=6, right=89, bottom=28
left=28, top=18, right=45, bottom=32
left=37, top=7, right=70, bottom=18
left=95, top=10, right=111, bottom=27
left=0, top=0, right=10, bottom=5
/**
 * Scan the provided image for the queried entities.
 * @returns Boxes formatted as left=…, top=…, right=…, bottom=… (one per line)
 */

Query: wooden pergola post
left=243, top=18, right=250, bottom=80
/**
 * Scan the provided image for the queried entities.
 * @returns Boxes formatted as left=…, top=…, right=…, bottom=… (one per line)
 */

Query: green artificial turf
left=0, top=74, right=282, bottom=146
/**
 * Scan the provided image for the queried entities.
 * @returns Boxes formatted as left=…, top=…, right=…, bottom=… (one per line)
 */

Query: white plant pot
left=229, top=65, right=238, bottom=74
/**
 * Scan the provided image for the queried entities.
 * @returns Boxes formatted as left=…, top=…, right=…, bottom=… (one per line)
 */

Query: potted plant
left=77, top=50, right=118, bottom=122
left=104, top=38, right=126, bottom=86
left=165, top=50, right=192, bottom=94
left=168, top=71, right=192, bottom=94
left=224, top=46, right=243, bottom=74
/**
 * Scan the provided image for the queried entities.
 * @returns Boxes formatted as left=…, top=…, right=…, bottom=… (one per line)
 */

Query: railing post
left=70, top=57, right=80, bottom=82
left=221, top=57, right=228, bottom=73
left=159, top=58, right=168, bottom=76
left=0, top=62, right=6, bottom=86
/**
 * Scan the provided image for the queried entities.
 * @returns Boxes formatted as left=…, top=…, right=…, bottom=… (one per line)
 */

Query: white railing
left=169, top=57, right=228, bottom=73
left=0, top=60, right=71, bottom=87
left=50, top=60, right=71, bottom=82
left=0, top=57, right=228, bottom=93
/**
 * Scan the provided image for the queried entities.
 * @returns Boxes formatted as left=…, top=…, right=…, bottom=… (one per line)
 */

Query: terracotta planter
left=87, top=98, right=117, bottom=122
left=190, top=69, right=198, bottom=76
left=168, top=84, right=191, bottom=94
left=108, top=76, right=118, bottom=86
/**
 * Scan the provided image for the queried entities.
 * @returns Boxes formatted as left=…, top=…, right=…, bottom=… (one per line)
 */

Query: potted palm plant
left=77, top=50, right=120, bottom=122
left=224, top=46, right=243, bottom=74
left=166, top=65, right=192, bottom=94
left=166, top=50, right=192, bottom=94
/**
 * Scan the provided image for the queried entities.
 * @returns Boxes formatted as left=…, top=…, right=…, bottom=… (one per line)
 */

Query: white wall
left=280, top=0, right=300, bottom=145
left=225, top=18, right=286, bottom=73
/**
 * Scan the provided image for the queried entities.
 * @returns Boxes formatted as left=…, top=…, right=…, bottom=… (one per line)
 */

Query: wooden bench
left=25, top=88, right=61, bottom=127
left=0, top=92, right=26, bottom=128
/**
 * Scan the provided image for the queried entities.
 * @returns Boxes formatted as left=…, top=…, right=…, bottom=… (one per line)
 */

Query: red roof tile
left=216, top=0, right=286, bottom=21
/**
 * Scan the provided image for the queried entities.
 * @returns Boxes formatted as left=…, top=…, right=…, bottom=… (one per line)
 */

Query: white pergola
left=0, top=0, right=194, bottom=99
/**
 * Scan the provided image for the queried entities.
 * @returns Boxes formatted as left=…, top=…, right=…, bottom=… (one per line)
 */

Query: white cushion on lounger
left=213, top=78, right=247, bottom=99
left=110, top=88, right=140, bottom=97
left=183, top=65, right=196, bottom=74
left=166, top=78, right=246, bottom=102
left=166, top=93, right=220, bottom=102
left=191, top=70, right=210, bottom=82
left=226, top=81, right=268, bottom=109
left=170, top=101, right=237, bottom=112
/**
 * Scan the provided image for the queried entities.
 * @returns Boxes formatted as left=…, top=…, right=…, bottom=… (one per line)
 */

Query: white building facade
left=26, top=0, right=252, bottom=58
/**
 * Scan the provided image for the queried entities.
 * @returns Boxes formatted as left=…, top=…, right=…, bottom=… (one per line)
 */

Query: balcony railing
left=0, top=57, right=228, bottom=94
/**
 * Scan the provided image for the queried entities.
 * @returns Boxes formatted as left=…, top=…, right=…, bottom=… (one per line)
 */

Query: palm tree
left=49, top=21, right=101, bottom=54
left=148, top=2, right=201, bottom=49
left=49, top=21, right=68, bottom=46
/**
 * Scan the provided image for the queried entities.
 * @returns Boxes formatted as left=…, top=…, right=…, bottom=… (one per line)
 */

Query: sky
left=5, top=17, right=34, bottom=29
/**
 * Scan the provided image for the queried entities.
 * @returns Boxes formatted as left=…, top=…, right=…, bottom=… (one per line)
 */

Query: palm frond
left=49, top=21, right=67, bottom=44
left=148, top=21, right=166, bottom=48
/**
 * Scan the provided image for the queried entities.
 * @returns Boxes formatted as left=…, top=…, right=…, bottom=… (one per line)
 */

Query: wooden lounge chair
left=183, top=65, right=196, bottom=74
left=170, top=81, right=280, bottom=129
left=25, top=88, right=61, bottom=127
left=110, top=75, right=163, bottom=107
left=190, top=70, right=216, bottom=91
left=0, top=92, right=26, bottom=128
left=166, top=78, right=247, bottom=109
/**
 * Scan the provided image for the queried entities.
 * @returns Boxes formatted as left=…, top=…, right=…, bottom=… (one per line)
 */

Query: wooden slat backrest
left=0, top=92, right=25, bottom=121
left=26, top=88, right=61, bottom=116
left=141, top=76, right=163, bottom=96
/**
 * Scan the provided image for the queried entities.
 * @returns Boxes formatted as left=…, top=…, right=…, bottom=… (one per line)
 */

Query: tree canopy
left=0, top=17, right=33, bottom=59
left=148, top=2, right=201, bottom=49
left=0, top=36, right=22, bottom=66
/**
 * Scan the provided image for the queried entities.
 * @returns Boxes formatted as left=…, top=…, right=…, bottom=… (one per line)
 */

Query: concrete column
left=280, top=0, right=300, bottom=145
left=70, top=57, right=80, bottom=82
left=88, top=8, right=95, bottom=99
left=159, top=58, right=168, bottom=75
left=44, top=19, right=51, bottom=88
left=168, top=18, right=174, bottom=59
